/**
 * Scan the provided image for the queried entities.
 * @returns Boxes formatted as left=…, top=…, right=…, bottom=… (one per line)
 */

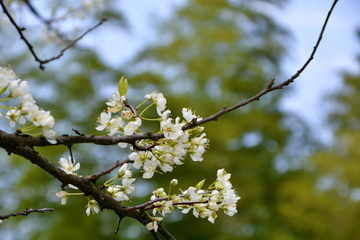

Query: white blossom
left=85, top=200, right=99, bottom=216
left=124, top=118, right=141, bottom=135
left=59, top=156, right=80, bottom=175
left=96, top=111, right=111, bottom=131
left=56, top=191, right=68, bottom=205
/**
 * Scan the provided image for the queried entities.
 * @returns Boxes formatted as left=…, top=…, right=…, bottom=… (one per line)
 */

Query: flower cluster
left=96, top=79, right=209, bottom=179
left=56, top=160, right=136, bottom=215
left=54, top=77, right=240, bottom=228
left=0, top=66, right=56, bottom=143
left=106, top=163, right=136, bottom=201
left=145, top=169, right=241, bottom=232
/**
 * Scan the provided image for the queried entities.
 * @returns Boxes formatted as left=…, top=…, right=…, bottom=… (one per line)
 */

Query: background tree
left=272, top=30, right=360, bottom=240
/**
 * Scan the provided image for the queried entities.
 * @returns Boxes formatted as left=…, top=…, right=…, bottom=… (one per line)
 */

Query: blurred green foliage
left=1, top=1, right=359, bottom=240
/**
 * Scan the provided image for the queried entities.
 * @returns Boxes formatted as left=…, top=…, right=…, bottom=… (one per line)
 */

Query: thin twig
left=158, top=223, right=176, bottom=240
left=127, top=191, right=212, bottom=211
left=0, top=208, right=54, bottom=221
left=67, top=145, right=74, bottom=164
left=114, top=216, right=123, bottom=234
left=124, top=99, right=138, bottom=118
left=23, top=0, right=70, bottom=42
left=0, top=1, right=106, bottom=70
left=85, top=158, right=132, bottom=183
left=40, top=19, right=107, bottom=66
left=150, top=230, right=162, bottom=240
left=143, top=200, right=210, bottom=211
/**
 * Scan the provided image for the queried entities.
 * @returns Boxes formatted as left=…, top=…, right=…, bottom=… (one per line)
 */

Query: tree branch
left=0, top=0, right=106, bottom=70
left=85, top=158, right=132, bottom=183
left=0, top=133, right=156, bottom=233
left=0, top=208, right=54, bottom=221
left=158, top=223, right=176, bottom=240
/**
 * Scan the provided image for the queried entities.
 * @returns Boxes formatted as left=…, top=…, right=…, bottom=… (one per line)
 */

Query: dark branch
left=84, top=158, right=132, bottom=183
left=40, top=19, right=107, bottom=66
left=0, top=130, right=165, bottom=148
left=0, top=0, right=106, bottom=70
left=150, top=230, right=161, bottom=240
left=0, top=208, right=54, bottom=221
left=114, top=216, right=123, bottom=234
left=158, top=223, right=176, bottom=240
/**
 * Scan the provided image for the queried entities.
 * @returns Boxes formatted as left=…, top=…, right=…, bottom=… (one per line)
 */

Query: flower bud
left=170, top=179, right=178, bottom=187
left=121, top=110, right=132, bottom=121
left=118, top=163, right=128, bottom=178
left=208, top=201, right=219, bottom=211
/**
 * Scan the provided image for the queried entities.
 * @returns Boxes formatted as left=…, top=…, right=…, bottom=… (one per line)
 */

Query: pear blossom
left=43, top=127, right=56, bottom=144
left=108, top=117, right=124, bottom=136
left=85, top=199, right=99, bottom=216
left=56, top=191, right=69, bottom=205
left=150, top=188, right=167, bottom=200
left=0, top=66, right=15, bottom=88
left=161, top=117, right=184, bottom=140
left=124, top=117, right=141, bottom=135
left=96, top=111, right=111, bottom=131
left=143, top=159, right=158, bottom=179
left=121, top=110, right=132, bottom=121
left=132, top=150, right=153, bottom=169
left=117, top=163, right=130, bottom=178
left=106, top=93, right=126, bottom=112
left=145, top=91, right=167, bottom=116
left=217, top=168, right=231, bottom=183
left=59, top=156, right=80, bottom=175
left=146, top=217, right=163, bottom=232
left=190, top=133, right=208, bottom=162
left=187, top=187, right=200, bottom=201
left=182, top=108, right=197, bottom=123
left=5, top=109, right=25, bottom=127
left=153, top=201, right=173, bottom=217
left=108, top=185, right=130, bottom=201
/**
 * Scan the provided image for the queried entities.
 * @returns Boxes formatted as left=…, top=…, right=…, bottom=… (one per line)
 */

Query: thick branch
left=0, top=135, right=167, bottom=236
left=0, top=130, right=164, bottom=148
left=0, top=138, right=130, bottom=219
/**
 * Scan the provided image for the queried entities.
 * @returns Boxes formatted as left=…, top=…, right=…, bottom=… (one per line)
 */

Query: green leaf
left=118, top=76, right=128, bottom=98
left=195, top=179, right=205, bottom=190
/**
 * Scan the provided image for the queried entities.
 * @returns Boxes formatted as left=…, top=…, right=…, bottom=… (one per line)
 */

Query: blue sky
left=275, top=0, right=360, bottom=144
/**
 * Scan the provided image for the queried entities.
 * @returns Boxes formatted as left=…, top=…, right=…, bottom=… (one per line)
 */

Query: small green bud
left=118, top=76, right=128, bottom=98
left=195, top=179, right=205, bottom=190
